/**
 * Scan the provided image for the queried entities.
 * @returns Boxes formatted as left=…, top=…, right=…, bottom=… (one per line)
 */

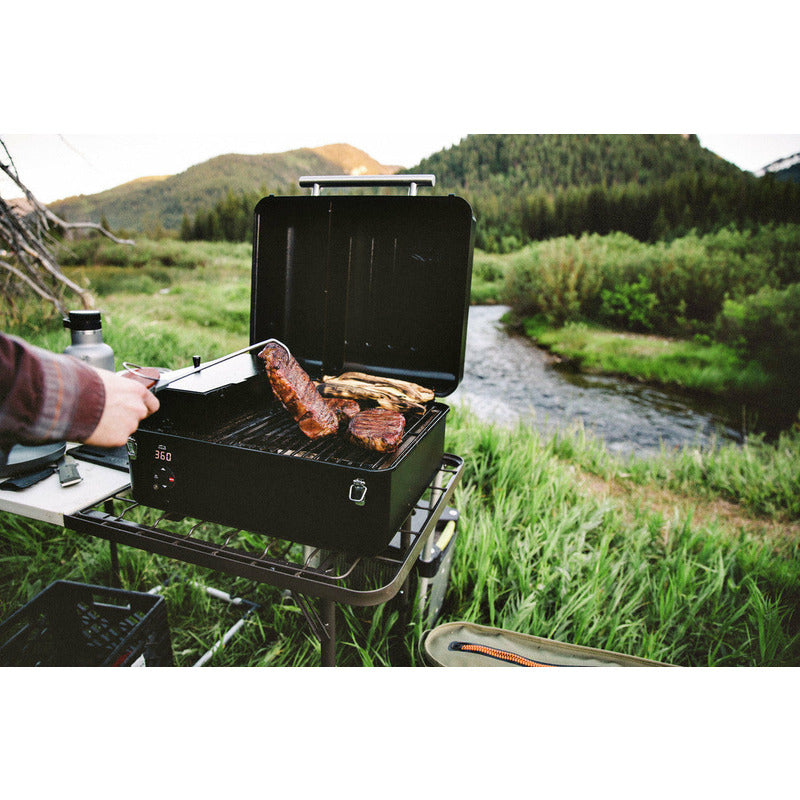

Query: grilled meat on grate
left=348, top=407, right=406, bottom=453
left=326, top=397, right=361, bottom=428
left=258, top=342, right=338, bottom=440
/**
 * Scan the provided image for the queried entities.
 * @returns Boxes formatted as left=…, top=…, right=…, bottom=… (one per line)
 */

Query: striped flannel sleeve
left=0, top=333, right=106, bottom=448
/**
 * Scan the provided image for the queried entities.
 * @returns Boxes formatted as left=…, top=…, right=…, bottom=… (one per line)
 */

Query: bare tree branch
left=0, top=193, right=93, bottom=311
left=45, top=214, right=135, bottom=246
left=0, top=136, right=136, bottom=315
left=0, top=257, right=64, bottom=310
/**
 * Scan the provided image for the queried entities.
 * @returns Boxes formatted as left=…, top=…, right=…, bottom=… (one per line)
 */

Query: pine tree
left=180, top=213, right=193, bottom=241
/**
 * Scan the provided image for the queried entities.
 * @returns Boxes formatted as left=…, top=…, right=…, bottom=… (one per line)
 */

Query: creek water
left=447, top=305, right=748, bottom=458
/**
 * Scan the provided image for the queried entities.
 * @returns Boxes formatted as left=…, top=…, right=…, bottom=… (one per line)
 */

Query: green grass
left=444, top=409, right=800, bottom=666
left=470, top=250, right=509, bottom=304
left=525, top=319, right=775, bottom=396
left=2, top=238, right=799, bottom=667
left=622, top=430, right=800, bottom=520
left=4, top=238, right=254, bottom=367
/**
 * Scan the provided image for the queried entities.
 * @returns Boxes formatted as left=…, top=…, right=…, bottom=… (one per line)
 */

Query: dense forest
left=414, top=134, right=739, bottom=191
left=470, top=170, right=800, bottom=251
left=179, top=134, right=800, bottom=251
left=180, top=188, right=262, bottom=243
left=414, top=134, right=800, bottom=250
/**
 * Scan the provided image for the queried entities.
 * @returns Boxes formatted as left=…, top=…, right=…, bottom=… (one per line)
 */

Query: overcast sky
left=2, top=133, right=799, bottom=205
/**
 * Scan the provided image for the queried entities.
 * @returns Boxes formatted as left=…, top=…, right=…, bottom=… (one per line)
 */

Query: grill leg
left=109, top=542, right=120, bottom=588
left=417, top=469, right=443, bottom=616
left=320, top=599, right=336, bottom=668
left=398, top=515, right=414, bottom=611
left=385, top=515, right=416, bottom=666
left=105, top=501, right=121, bottom=588
left=291, top=591, right=337, bottom=667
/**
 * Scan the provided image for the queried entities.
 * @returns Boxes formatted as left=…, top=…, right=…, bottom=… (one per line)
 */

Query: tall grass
left=443, top=408, right=800, bottom=666
left=625, top=430, right=800, bottom=520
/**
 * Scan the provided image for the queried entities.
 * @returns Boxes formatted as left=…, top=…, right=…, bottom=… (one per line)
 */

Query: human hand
left=84, top=369, right=160, bottom=447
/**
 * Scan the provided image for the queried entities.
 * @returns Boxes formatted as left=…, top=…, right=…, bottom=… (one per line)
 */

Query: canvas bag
left=421, top=621, right=671, bottom=667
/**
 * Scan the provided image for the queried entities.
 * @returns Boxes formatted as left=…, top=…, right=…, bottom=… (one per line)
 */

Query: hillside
left=407, top=133, right=745, bottom=193
left=774, top=163, right=800, bottom=184
left=47, top=135, right=800, bottom=247
left=49, top=144, right=399, bottom=231
left=402, top=134, right=800, bottom=250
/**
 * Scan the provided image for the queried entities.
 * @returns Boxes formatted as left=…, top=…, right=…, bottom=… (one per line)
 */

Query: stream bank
left=447, top=305, right=762, bottom=458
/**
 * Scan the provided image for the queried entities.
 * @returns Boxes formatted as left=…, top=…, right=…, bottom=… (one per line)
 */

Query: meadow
left=2, top=237, right=799, bottom=666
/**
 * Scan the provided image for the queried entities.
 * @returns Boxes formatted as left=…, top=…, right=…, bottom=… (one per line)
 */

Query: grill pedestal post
left=289, top=590, right=337, bottom=666
left=105, top=501, right=121, bottom=588
left=321, top=599, right=336, bottom=667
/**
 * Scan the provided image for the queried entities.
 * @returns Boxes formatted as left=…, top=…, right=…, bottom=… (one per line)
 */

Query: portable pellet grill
left=63, top=174, right=474, bottom=665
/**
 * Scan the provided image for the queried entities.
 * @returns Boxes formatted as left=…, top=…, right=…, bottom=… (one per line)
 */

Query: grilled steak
left=326, top=397, right=361, bottom=428
left=258, top=342, right=338, bottom=439
left=348, top=407, right=406, bottom=452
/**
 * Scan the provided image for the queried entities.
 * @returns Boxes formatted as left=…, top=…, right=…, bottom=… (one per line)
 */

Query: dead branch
left=0, top=136, right=135, bottom=315
left=0, top=257, right=62, bottom=306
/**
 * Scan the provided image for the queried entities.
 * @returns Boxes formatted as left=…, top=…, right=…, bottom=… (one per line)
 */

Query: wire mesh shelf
left=66, top=454, right=463, bottom=607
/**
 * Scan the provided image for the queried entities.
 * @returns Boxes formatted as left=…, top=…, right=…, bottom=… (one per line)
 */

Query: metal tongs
left=123, top=338, right=290, bottom=394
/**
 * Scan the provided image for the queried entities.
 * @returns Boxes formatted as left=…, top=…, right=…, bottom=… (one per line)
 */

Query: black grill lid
left=249, top=177, right=475, bottom=397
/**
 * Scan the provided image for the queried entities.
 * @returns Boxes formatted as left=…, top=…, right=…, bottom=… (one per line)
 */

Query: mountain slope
left=48, top=135, right=798, bottom=245
left=50, top=144, right=399, bottom=231
left=402, top=134, right=800, bottom=250
left=407, top=133, right=746, bottom=193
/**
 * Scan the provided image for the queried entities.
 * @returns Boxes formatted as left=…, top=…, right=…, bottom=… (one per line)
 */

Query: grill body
left=128, top=356, right=449, bottom=554
left=128, top=181, right=475, bottom=555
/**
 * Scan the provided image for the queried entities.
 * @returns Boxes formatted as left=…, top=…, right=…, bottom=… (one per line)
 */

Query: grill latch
left=348, top=479, right=367, bottom=506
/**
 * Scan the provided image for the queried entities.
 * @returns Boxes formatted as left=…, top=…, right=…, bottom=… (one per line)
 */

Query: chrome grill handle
left=299, top=174, right=435, bottom=196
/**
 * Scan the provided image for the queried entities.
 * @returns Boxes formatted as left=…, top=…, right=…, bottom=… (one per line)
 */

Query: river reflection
left=447, top=305, right=744, bottom=458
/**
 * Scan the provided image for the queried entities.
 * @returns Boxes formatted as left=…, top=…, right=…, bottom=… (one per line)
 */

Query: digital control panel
left=152, top=445, right=175, bottom=491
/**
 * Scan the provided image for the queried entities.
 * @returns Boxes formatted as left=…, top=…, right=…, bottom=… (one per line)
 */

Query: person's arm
left=0, top=332, right=158, bottom=450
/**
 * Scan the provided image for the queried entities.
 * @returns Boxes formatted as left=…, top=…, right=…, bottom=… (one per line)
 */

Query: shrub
left=717, top=282, right=800, bottom=386
left=470, top=250, right=507, bottom=303
left=82, top=267, right=172, bottom=296
left=503, top=224, right=800, bottom=340
left=501, top=234, right=604, bottom=325
left=599, top=274, right=659, bottom=331
left=55, top=238, right=103, bottom=266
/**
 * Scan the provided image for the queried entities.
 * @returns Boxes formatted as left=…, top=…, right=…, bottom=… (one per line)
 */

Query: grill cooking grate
left=206, top=403, right=443, bottom=470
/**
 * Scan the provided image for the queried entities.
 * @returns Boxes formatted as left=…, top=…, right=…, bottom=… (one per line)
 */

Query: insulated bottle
left=63, top=310, right=115, bottom=371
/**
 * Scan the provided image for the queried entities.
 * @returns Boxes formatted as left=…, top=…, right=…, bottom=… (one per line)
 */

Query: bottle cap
left=63, top=310, right=103, bottom=331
